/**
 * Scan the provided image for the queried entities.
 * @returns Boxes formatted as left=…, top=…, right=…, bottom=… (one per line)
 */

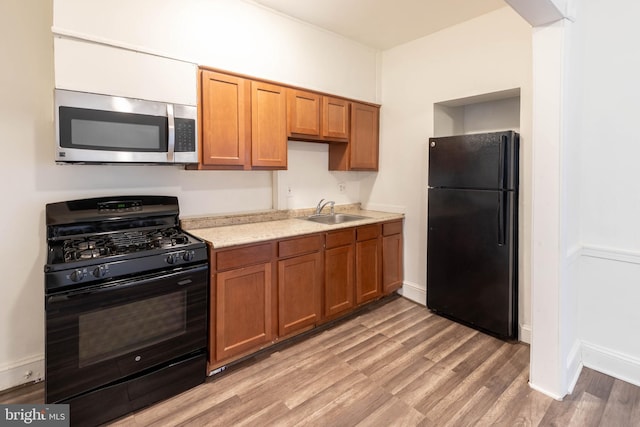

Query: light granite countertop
left=182, top=206, right=404, bottom=249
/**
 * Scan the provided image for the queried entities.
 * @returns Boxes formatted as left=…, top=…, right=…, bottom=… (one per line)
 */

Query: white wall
left=572, top=0, right=640, bottom=387
left=0, top=0, right=378, bottom=391
left=369, top=7, right=533, bottom=340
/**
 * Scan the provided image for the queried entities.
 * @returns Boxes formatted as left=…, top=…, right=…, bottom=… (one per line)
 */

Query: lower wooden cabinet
left=355, top=224, right=382, bottom=304
left=214, top=262, right=273, bottom=361
left=208, top=219, right=402, bottom=372
left=382, top=220, right=404, bottom=294
left=324, top=229, right=355, bottom=319
left=278, top=252, right=322, bottom=336
left=277, top=235, right=323, bottom=337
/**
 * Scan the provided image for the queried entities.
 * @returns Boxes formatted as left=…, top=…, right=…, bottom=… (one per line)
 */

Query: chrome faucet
left=315, top=198, right=335, bottom=215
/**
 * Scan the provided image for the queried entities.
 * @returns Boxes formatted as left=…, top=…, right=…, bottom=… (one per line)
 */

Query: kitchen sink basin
left=305, top=213, right=369, bottom=225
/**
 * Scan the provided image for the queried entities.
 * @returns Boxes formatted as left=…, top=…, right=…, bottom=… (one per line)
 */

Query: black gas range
left=44, top=196, right=208, bottom=426
left=45, top=195, right=208, bottom=291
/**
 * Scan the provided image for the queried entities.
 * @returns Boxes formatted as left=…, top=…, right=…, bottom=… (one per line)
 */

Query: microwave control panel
left=175, top=118, right=196, bottom=152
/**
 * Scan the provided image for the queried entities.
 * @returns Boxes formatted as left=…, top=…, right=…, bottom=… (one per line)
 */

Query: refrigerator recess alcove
left=426, top=131, right=519, bottom=339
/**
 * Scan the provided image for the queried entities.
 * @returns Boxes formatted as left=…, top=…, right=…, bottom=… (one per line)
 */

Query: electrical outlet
left=287, top=186, right=293, bottom=198
left=338, top=183, right=346, bottom=193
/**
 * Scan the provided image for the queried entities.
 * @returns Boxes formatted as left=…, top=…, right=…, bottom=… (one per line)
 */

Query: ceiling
left=252, top=0, right=508, bottom=50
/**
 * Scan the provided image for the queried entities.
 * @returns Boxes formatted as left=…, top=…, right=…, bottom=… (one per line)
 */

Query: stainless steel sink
left=305, top=213, right=369, bottom=225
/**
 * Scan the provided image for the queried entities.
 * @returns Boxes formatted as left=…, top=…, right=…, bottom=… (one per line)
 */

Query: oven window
left=78, top=291, right=186, bottom=367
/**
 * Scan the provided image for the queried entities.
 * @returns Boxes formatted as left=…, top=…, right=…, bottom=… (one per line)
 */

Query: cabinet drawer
left=356, top=224, right=380, bottom=241
left=383, top=220, right=403, bottom=236
left=215, top=242, right=273, bottom=271
left=278, top=234, right=323, bottom=258
left=325, top=228, right=355, bottom=249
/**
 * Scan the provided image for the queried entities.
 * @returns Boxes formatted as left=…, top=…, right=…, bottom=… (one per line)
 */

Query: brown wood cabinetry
left=208, top=217, right=401, bottom=373
left=329, top=102, right=380, bottom=171
left=210, top=243, right=275, bottom=364
left=324, top=228, right=355, bottom=319
left=322, top=97, right=350, bottom=140
left=287, top=89, right=349, bottom=142
left=199, top=70, right=250, bottom=168
left=196, top=70, right=286, bottom=170
left=355, top=224, right=382, bottom=304
left=251, top=81, right=287, bottom=169
left=277, top=235, right=323, bottom=337
left=196, top=67, right=379, bottom=171
left=287, top=89, right=321, bottom=138
left=382, top=220, right=404, bottom=294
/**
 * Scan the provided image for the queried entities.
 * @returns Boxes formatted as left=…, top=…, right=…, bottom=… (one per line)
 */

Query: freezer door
left=428, top=131, right=518, bottom=190
left=426, top=187, right=517, bottom=338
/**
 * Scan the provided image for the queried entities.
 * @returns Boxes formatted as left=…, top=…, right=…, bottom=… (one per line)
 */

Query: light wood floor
left=3, top=296, right=640, bottom=426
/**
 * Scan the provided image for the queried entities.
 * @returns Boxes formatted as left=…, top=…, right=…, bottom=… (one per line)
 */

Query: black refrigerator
left=426, top=131, right=519, bottom=339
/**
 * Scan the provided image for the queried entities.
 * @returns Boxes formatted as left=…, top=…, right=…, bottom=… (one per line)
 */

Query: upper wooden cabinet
left=287, top=89, right=349, bottom=142
left=323, top=97, right=349, bottom=140
left=251, top=81, right=287, bottom=169
left=199, top=70, right=250, bottom=168
left=329, top=102, right=380, bottom=171
left=196, top=67, right=379, bottom=171
left=196, top=70, right=286, bottom=170
left=287, top=89, right=321, bottom=137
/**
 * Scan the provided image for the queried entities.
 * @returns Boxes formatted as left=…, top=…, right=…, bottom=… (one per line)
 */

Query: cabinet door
left=322, top=97, right=349, bottom=140
left=350, top=102, right=379, bottom=170
left=215, top=262, right=273, bottom=361
left=356, top=238, right=381, bottom=304
left=251, top=81, right=287, bottom=169
left=287, top=89, right=321, bottom=137
left=383, top=232, right=403, bottom=294
left=200, top=70, right=250, bottom=167
left=278, top=252, right=322, bottom=337
left=324, top=244, right=355, bottom=318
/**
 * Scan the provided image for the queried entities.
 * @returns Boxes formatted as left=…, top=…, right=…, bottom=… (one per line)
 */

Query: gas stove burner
left=79, top=248, right=101, bottom=259
left=77, top=241, right=97, bottom=251
left=148, top=229, right=189, bottom=249
left=64, top=238, right=111, bottom=262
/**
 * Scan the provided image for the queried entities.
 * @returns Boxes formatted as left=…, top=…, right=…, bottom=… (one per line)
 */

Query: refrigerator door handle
left=499, top=134, right=506, bottom=189
left=498, top=192, right=506, bottom=246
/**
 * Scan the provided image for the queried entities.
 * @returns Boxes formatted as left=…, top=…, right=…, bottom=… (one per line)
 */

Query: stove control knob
left=92, top=265, right=106, bottom=278
left=183, top=251, right=194, bottom=262
left=166, top=254, right=178, bottom=264
left=70, top=269, right=85, bottom=282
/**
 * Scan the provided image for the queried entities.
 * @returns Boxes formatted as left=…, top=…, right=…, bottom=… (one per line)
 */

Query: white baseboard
left=566, top=340, right=583, bottom=394
left=398, top=281, right=425, bottom=306
left=528, top=381, right=565, bottom=400
left=519, top=324, right=531, bottom=344
left=0, top=355, right=44, bottom=392
left=582, top=340, right=640, bottom=388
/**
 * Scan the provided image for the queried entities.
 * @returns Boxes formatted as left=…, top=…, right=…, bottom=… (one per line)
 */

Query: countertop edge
left=184, top=209, right=404, bottom=249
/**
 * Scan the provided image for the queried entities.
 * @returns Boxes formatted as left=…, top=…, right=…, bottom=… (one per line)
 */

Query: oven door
left=45, top=264, right=208, bottom=403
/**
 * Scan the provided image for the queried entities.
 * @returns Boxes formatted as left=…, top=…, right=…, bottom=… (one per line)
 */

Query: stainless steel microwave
left=54, top=89, right=198, bottom=164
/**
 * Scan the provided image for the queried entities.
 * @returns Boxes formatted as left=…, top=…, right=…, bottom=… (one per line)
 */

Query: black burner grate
left=62, top=228, right=190, bottom=262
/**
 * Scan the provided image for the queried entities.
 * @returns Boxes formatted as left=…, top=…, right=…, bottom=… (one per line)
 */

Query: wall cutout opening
left=433, top=88, right=521, bottom=137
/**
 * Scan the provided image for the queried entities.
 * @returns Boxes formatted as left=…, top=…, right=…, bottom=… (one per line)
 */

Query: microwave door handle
left=166, top=104, right=175, bottom=162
